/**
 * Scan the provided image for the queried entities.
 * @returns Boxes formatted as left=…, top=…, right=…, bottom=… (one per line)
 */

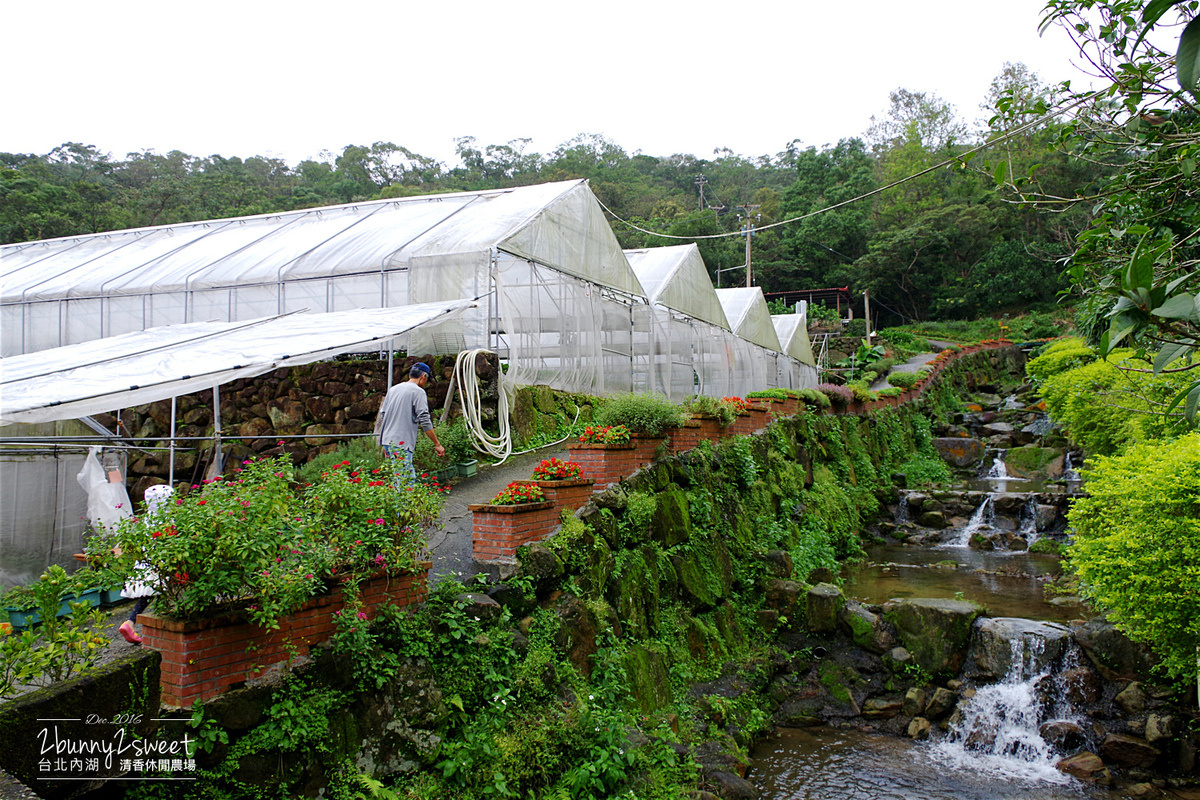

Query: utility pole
left=863, top=289, right=873, bottom=341
left=695, top=174, right=708, bottom=211
left=736, top=204, right=761, bottom=287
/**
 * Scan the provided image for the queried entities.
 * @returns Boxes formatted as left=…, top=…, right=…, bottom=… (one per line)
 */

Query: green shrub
left=795, top=388, right=832, bottom=408
left=746, top=388, right=789, bottom=400
left=595, top=393, right=686, bottom=436
left=1068, top=432, right=1200, bottom=680
left=681, top=395, right=736, bottom=425
left=295, top=435, right=387, bottom=484
left=887, top=371, right=920, bottom=389
left=876, top=387, right=902, bottom=398
left=1038, top=350, right=1194, bottom=456
left=1026, top=338, right=1096, bottom=383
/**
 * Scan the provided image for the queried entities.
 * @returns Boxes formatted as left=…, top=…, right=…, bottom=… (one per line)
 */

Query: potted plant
left=4, top=565, right=101, bottom=629
left=439, top=420, right=477, bottom=478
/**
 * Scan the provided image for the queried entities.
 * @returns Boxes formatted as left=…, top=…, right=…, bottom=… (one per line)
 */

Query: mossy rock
left=651, top=485, right=692, bottom=548
left=1003, top=445, right=1065, bottom=479
left=712, top=601, right=747, bottom=653
left=683, top=614, right=729, bottom=662
left=531, top=385, right=558, bottom=414
left=623, top=644, right=673, bottom=713
left=673, top=539, right=733, bottom=609
left=510, top=389, right=537, bottom=441
left=805, top=582, right=844, bottom=634
left=607, top=548, right=661, bottom=639
left=884, top=598, right=981, bottom=678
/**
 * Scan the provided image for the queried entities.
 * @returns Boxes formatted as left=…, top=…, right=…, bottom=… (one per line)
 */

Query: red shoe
left=118, top=621, right=142, bottom=645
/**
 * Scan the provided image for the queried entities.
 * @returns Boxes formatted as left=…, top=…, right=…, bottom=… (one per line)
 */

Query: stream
left=748, top=398, right=1115, bottom=798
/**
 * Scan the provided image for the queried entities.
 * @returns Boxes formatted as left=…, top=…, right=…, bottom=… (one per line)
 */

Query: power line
left=594, top=84, right=1112, bottom=242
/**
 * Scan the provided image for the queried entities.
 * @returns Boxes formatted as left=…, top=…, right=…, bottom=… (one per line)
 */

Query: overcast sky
left=6, top=0, right=1093, bottom=166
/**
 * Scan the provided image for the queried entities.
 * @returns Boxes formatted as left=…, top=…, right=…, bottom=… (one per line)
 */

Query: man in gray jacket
left=375, top=362, right=444, bottom=483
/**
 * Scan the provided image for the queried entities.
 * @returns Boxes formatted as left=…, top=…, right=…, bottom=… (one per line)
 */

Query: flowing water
left=751, top=625, right=1114, bottom=799
left=948, top=494, right=995, bottom=548
left=841, top=544, right=1076, bottom=622
left=751, top=727, right=1119, bottom=799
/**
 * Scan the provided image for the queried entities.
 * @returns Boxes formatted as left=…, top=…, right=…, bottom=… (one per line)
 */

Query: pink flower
left=375, top=518, right=384, bottom=525
left=356, top=611, right=367, bottom=620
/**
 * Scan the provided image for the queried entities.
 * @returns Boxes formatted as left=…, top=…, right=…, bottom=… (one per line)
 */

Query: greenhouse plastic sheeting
left=772, top=313, right=816, bottom=366
left=624, top=244, right=730, bottom=330
left=715, top=288, right=782, bottom=353
left=0, top=299, right=475, bottom=425
left=0, top=180, right=642, bottom=358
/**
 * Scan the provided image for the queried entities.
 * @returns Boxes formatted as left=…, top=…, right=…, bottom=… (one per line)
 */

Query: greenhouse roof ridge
left=0, top=179, right=587, bottom=253
left=623, top=244, right=729, bottom=330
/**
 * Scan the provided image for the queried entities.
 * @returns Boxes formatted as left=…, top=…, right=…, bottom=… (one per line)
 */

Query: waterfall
left=927, top=631, right=1079, bottom=784
left=1017, top=497, right=1039, bottom=544
left=1063, top=452, right=1082, bottom=493
left=982, top=452, right=1007, bottom=479
left=896, top=494, right=911, bottom=524
left=949, top=495, right=994, bottom=548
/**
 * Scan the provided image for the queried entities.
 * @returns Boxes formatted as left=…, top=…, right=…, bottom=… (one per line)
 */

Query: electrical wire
left=594, top=85, right=1115, bottom=242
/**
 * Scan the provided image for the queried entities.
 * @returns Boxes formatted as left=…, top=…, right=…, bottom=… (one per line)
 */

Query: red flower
left=197, top=499, right=207, bottom=505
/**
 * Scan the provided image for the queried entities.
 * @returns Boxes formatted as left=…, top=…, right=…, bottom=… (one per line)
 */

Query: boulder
left=651, top=485, right=691, bottom=548
left=806, top=583, right=844, bottom=634
left=1060, top=665, right=1102, bottom=705
left=924, top=687, right=957, bottom=720
left=517, top=543, right=564, bottom=589
left=916, top=511, right=951, bottom=529
left=903, top=687, right=927, bottom=717
left=907, top=717, right=932, bottom=740
left=969, top=618, right=1071, bottom=680
left=1003, top=445, right=1065, bottom=479
left=1056, top=752, right=1111, bottom=785
left=764, top=579, right=804, bottom=620
left=1074, top=617, right=1157, bottom=682
left=1100, top=732, right=1160, bottom=769
left=1115, top=682, right=1147, bottom=715
left=1145, top=714, right=1176, bottom=744
left=885, top=598, right=981, bottom=678
left=932, top=437, right=985, bottom=468
left=453, top=593, right=502, bottom=624
left=862, top=697, right=904, bottom=719
left=622, top=644, right=673, bottom=714
left=1040, top=720, right=1086, bottom=750
left=707, top=770, right=759, bottom=800
left=839, top=601, right=897, bottom=654
left=760, top=549, right=793, bottom=579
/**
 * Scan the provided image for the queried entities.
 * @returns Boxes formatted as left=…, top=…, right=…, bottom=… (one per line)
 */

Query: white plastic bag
left=76, top=446, right=133, bottom=534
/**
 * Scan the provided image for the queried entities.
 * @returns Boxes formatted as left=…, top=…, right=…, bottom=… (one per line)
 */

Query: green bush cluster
left=1068, top=432, right=1200, bottom=680
left=594, top=393, right=687, bottom=436
left=886, top=371, right=920, bottom=388
left=1025, top=338, right=1096, bottom=384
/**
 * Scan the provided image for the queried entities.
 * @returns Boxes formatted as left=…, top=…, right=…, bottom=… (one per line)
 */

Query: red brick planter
left=470, top=500, right=558, bottom=561
left=666, top=419, right=703, bottom=454
left=567, top=442, right=640, bottom=493
left=141, top=564, right=431, bottom=708
left=631, top=434, right=667, bottom=466
left=691, top=414, right=728, bottom=443
left=514, top=477, right=595, bottom=517
left=727, top=411, right=755, bottom=436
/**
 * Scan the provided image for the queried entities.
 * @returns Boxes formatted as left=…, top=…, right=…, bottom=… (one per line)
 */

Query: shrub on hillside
left=1026, top=338, right=1097, bottom=383
left=594, top=393, right=686, bottom=436
left=887, top=371, right=920, bottom=389
left=1068, top=432, right=1200, bottom=680
left=816, top=384, right=853, bottom=406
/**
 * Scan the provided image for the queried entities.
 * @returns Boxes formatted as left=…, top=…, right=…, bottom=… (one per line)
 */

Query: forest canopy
left=1, top=65, right=1107, bottom=325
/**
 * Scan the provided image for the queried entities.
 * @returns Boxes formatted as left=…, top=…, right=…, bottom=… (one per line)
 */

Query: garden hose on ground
left=452, top=350, right=581, bottom=467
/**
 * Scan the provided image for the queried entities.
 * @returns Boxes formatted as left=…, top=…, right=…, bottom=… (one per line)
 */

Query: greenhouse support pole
left=387, top=341, right=394, bottom=391
left=168, top=396, right=177, bottom=483
left=209, top=384, right=223, bottom=478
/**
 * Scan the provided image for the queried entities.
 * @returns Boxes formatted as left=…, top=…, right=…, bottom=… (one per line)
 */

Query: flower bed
left=516, top=461, right=594, bottom=517
left=141, top=564, right=430, bottom=708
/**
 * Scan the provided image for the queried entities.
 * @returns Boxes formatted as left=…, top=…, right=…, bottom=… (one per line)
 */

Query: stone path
left=424, top=443, right=569, bottom=586
left=869, top=340, right=956, bottom=390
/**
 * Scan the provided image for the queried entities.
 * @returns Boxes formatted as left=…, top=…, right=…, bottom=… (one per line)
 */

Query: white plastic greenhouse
left=3, top=179, right=815, bottom=397
left=0, top=179, right=818, bottom=584
left=772, top=313, right=816, bottom=367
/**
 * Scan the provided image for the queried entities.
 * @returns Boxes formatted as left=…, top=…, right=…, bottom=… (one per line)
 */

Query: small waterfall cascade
left=1062, top=452, right=1082, bottom=492
left=1017, top=497, right=1040, bottom=543
left=896, top=494, right=911, bottom=524
left=950, top=495, right=995, bottom=548
left=1001, top=394, right=1024, bottom=410
left=1026, top=413, right=1055, bottom=437
left=928, top=627, right=1079, bottom=784
left=982, top=452, right=1008, bottom=479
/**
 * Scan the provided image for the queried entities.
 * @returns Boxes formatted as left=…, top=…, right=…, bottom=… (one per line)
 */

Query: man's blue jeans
left=382, top=445, right=415, bottom=488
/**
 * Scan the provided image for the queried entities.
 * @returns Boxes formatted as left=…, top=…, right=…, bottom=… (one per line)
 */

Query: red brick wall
left=470, top=502, right=560, bottom=560
left=566, top=444, right=640, bottom=494
left=140, top=566, right=429, bottom=708
left=514, top=479, right=594, bottom=518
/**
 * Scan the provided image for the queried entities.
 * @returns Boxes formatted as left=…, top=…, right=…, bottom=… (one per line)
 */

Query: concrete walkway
left=424, top=443, right=570, bottom=586
left=870, top=340, right=956, bottom=390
